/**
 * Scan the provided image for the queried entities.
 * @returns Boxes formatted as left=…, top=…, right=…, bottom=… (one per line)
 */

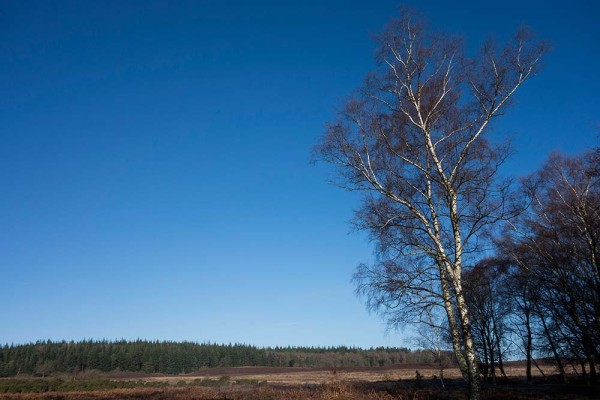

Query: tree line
left=315, top=7, right=597, bottom=399
left=395, top=148, right=600, bottom=387
left=0, top=340, right=451, bottom=377
left=463, top=148, right=600, bottom=384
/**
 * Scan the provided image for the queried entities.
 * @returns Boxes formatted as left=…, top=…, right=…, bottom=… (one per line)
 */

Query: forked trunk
left=440, top=258, right=481, bottom=399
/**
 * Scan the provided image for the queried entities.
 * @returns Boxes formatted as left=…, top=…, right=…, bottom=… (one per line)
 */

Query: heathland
left=1, top=341, right=599, bottom=399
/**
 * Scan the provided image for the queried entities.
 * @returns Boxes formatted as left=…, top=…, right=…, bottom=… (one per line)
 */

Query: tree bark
left=455, top=281, right=481, bottom=400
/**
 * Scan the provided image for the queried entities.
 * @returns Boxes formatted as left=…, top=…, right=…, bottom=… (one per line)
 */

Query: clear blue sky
left=1, top=0, right=598, bottom=347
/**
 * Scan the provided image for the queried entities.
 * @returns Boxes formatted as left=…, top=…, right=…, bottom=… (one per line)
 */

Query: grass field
left=129, top=362, right=555, bottom=385
left=1, top=363, right=599, bottom=399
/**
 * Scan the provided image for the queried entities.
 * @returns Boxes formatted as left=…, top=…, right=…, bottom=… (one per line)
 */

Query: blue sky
left=1, top=0, right=598, bottom=347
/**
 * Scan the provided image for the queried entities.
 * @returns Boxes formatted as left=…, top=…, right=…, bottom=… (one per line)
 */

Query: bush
left=0, top=378, right=149, bottom=393
left=0, top=379, right=56, bottom=393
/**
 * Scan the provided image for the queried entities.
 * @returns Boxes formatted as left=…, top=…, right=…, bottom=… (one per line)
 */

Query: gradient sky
left=1, top=0, right=598, bottom=347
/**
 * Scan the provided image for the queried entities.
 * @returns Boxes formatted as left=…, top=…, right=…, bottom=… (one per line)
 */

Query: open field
left=2, top=362, right=600, bottom=399
left=131, top=361, right=555, bottom=385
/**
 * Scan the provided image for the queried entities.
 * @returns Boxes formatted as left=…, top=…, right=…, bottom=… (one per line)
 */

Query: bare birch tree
left=315, top=11, right=545, bottom=399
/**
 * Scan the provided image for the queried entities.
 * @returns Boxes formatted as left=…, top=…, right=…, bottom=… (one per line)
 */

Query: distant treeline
left=0, top=340, right=449, bottom=376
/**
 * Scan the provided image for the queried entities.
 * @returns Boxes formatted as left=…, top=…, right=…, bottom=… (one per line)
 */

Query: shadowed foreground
left=1, top=381, right=600, bottom=400
left=1, top=367, right=600, bottom=400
